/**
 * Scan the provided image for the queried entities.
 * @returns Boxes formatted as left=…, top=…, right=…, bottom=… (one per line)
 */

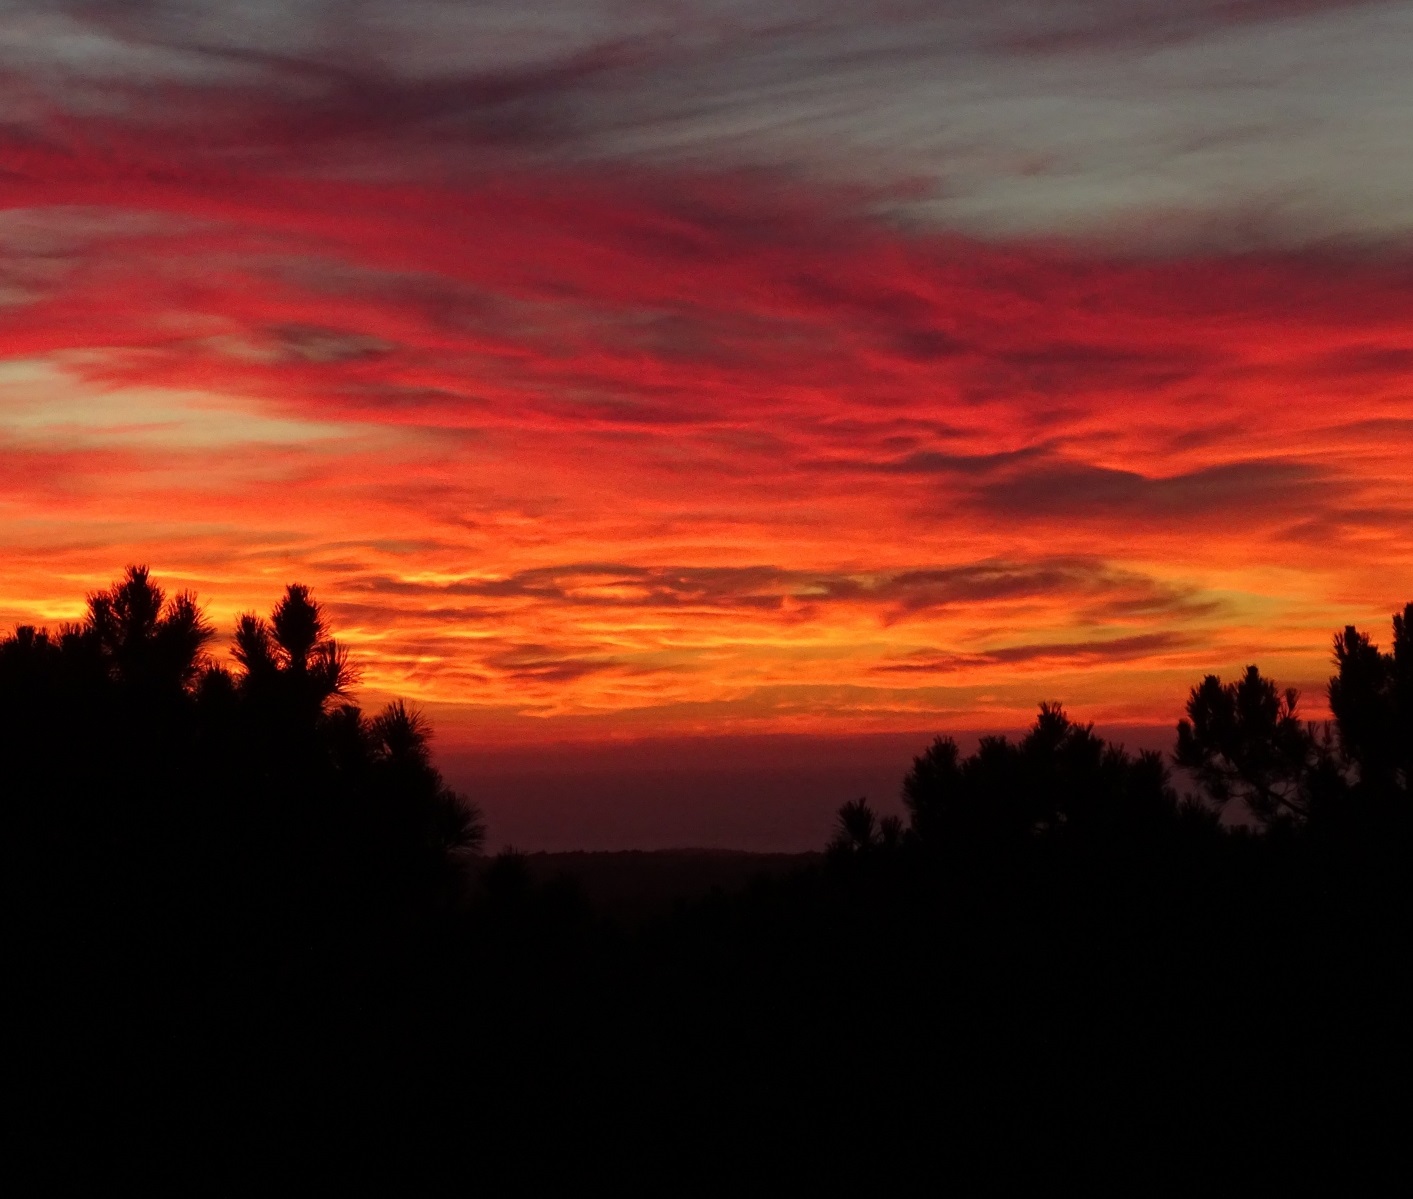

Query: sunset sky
left=3, top=2, right=1412, bottom=840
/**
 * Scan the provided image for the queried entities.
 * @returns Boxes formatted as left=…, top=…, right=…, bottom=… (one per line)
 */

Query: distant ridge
left=474, top=849, right=817, bottom=921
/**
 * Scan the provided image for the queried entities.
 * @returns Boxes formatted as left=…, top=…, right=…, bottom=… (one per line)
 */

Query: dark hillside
left=506, top=849, right=817, bottom=921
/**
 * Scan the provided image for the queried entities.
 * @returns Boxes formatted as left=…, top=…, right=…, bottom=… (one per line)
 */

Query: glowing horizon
left=4, top=1, right=1412, bottom=749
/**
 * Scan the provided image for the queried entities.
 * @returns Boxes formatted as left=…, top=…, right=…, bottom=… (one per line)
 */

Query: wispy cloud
left=1, top=0, right=1411, bottom=738
left=874, top=632, right=1196, bottom=674
left=5, top=1, right=1413, bottom=242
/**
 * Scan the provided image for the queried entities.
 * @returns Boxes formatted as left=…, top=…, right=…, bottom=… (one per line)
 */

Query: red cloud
left=2, top=82, right=1411, bottom=741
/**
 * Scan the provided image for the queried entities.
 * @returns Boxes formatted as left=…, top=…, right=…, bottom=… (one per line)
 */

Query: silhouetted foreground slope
left=500, top=849, right=815, bottom=921
left=5, top=571, right=1412, bottom=1183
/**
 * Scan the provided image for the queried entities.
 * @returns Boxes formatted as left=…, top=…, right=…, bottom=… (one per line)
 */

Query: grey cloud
left=484, top=646, right=626, bottom=684
left=974, top=459, right=1339, bottom=520
left=15, top=1, right=1409, bottom=252
left=1275, top=505, right=1413, bottom=548
left=811, top=445, right=1344, bottom=531
left=343, top=563, right=797, bottom=611
left=258, top=325, right=392, bottom=364
left=338, top=555, right=1205, bottom=621
left=875, top=446, right=1052, bottom=476
left=998, top=0, right=1380, bottom=55
left=885, top=328, right=964, bottom=363
left=881, top=563, right=1096, bottom=610
left=1321, top=417, right=1413, bottom=440
left=875, top=631, right=1195, bottom=673
left=958, top=343, right=1215, bottom=403
left=1310, top=346, right=1413, bottom=379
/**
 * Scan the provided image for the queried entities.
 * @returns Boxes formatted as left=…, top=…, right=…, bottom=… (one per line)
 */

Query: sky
left=3, top=2, right=1412, bottom=844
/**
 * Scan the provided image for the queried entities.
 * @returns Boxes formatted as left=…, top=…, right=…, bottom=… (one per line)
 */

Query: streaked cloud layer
left=2, top=0, right=1411, bottom=743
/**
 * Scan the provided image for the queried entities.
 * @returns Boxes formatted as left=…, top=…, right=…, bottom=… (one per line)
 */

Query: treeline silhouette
left=830, top=601, right=1412, bottom=854
left=5, top=569, right=1411, bottom=1183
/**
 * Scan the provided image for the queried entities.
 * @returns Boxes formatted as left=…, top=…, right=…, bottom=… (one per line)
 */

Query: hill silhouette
left=493, top=849, right=816, bottom=922
left=5, top=570, right=1411, bottom=1184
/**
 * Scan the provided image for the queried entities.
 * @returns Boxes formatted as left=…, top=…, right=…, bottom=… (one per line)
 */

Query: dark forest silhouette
left=3, top=568, right=482, bottom=943
left=5, top=570, right=1411, bottom=1182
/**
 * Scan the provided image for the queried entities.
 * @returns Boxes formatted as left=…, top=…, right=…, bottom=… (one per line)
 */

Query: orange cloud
left=2, top=68, right=1412, bottom=749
